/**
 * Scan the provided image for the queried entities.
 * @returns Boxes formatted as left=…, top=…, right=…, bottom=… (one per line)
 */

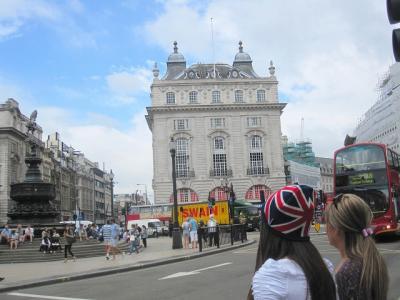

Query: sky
left=0, top=0, right=396, bottom=201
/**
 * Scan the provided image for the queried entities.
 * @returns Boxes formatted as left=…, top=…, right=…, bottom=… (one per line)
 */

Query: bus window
left=336, top=145, right=386, bottom=173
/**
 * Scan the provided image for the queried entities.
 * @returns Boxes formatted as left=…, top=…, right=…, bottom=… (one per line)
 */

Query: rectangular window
left=166, top=92, right=175, bottom=104
left=174, top=119, right=189, bottom=130
left=257, top=90, right=266, bottom=102
left=213, top=154, right=227, bottom=177
left=250, top=153, right=264, bottom=175
left=210, top=118, right=225, bottom=128
left=235, top=90, right=244, bottom=103
left=212, top=91, right=221, bottom=103
left=247, top=117, right=261, bottom=127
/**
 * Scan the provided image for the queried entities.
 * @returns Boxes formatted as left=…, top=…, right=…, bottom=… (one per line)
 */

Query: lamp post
left=170, top=137, right=183, bottom=249
left=221, top=178, right=234, bottom=245
left=110, top=169, right=114, bottom=218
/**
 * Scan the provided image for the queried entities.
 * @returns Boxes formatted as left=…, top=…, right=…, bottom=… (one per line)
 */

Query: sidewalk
left=0, top=236, right=255, bottom=293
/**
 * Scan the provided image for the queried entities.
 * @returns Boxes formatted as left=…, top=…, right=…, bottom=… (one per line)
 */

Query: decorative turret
left=163, top=41, right=186, bottom=80
left=152, top=62, right=159, bottom=79
left=269, top=60, right=276, bottom=77
left=232, top=41, right=258, bottom=77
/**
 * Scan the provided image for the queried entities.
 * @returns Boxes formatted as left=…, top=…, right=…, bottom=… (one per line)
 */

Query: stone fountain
left=8, top=110, right=59, bottom=225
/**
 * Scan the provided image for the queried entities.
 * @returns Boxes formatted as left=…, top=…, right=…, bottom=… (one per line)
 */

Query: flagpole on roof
left=211, top=17, right=216, bottom=79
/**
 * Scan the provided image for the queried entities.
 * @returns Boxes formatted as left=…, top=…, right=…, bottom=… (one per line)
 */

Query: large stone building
left=146, top=41, right=286, bottom=204
left=315, top=156, right=334, bottom=194
left=0, top=99, right=114, bottom=224
left=46, top=133, right=113, bottom=224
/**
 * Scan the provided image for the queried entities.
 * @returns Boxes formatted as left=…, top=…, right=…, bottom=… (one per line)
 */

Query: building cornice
left=146, top=102, right=286, bottom=114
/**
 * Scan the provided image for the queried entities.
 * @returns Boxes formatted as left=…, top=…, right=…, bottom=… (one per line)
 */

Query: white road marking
left=158, top=262, right=232, bottom=280
left=7, top=292, right=93, bottom=300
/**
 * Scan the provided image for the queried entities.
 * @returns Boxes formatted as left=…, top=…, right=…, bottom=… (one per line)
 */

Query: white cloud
left=0, top=0, right=60, bottom=39
left=37, top=106, right=153, bottom=199
left=106, top=67, right=153, bottom=104
left=143, top=0, right=393, bottom=157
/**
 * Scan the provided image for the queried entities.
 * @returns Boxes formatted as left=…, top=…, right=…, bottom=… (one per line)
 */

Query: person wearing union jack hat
left=248, top=184, right=336, bottom=300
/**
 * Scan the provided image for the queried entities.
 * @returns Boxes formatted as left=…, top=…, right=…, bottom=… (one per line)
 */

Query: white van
left=127, top=219, right=162, bottom=237
left=59, top=220, right=93, bottom=227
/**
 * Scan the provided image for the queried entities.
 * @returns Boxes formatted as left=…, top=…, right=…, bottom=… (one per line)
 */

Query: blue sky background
left=0, top=0, right=395, bottom=201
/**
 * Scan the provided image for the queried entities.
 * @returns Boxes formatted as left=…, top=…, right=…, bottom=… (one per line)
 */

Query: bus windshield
left=335, top=144, right=386, bottom=174
left=335, top=185, right=389, bottom=214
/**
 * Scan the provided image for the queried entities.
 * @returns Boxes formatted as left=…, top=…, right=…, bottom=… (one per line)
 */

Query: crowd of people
left=0, top=224, right=34, bottom=249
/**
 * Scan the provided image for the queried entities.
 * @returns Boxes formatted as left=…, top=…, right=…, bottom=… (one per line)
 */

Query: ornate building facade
left=146, top=42, right=286, bottom=204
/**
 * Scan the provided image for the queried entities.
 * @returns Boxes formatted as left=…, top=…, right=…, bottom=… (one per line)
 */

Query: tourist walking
left=141, top=225, right=148, bottom=248
left=128, top=225, right=139, bottom=254
left=182, top=217, right=190, bottom=248
left=63, top=225, right=76, bottom=262
left=248, top=184, right=336, bottom=300
left=207, top=214, right=218, bottom=247
left=189, top=216, right=198, bottom=249
left=101, top=220, right=112, bottom=260
left=326, top=193, right=389, bottom=300
left=110, top=219, right=121, bottom=259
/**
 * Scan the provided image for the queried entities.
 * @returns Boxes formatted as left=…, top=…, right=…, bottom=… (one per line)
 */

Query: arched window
left=245, top=185, right=272, bottom=201
left=212, top=91, right=221, bottom=103
left=235, top=90, right=244, bottom=103
left=170, top=188, right=199, bottom=203
left=175, top=138, right=189, bottom=178
left=248, top=135, right=265, bottom=175
left=166, top=92, right=175, bottom=104
left=210, top=187, right=228, bottom=201
left=189, top=91, right=198, bottom=103
left=212, top=137, right=227, bottom=177
left=257, top=90, right=266, bottom=102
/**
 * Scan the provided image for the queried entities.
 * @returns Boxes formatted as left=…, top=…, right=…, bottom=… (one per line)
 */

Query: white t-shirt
left=252, top=258, right=334, bottom=300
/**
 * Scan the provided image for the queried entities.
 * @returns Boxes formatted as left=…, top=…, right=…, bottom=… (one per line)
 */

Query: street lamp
left=221, top=178, right=235, bottom=245
left=170, top=137, right=183, bottom=249
left=110, top=169, right=114, bottom=218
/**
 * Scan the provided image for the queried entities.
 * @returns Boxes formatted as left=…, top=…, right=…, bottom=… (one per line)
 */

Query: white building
left=315, top=157, right=334, bottom=194
left=285, top=160, right=321, bottom=190
left=146, top=41, right=286, bottom=204
left=354, top=63, right=400, bottom=151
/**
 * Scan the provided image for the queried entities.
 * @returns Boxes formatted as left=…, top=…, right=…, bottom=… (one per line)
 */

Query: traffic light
left=387, top=0, right=400, bottom=61
left=211, top=197, right=215, bottom=206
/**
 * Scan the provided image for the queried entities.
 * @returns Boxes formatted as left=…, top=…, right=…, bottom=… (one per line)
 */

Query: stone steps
left=0, top=240, right=130, bottom=264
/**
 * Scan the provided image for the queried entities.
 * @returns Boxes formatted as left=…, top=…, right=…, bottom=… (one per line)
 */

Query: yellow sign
left=349, top=172, right=374, bottom=185
left=177, top=201, right=229, bottom=225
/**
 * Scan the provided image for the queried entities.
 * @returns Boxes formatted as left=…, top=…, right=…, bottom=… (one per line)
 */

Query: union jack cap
left=263, top=185, right=315, bottom=241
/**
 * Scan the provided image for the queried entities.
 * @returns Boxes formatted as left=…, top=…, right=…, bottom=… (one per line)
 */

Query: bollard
left=216, top=225, right=220, bottom=248
left=198, top=227, right=203, bottom=252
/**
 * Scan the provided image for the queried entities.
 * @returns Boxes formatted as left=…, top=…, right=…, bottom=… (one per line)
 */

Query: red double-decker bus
left=334, top=142, right=400, bottom=236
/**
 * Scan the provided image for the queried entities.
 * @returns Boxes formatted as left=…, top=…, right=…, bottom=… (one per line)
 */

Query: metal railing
left=197, top=224, right=247, bottom=252
left=246, top=167, right=269, bottom=176
left=209, top=168, right=233, bottom=177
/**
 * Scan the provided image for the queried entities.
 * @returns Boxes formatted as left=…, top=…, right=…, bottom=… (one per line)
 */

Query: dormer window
left=235, top=90, right=244, bottom=103
left=166, top=92, right=175, bottom=104
left=189, top=91, right=198, bottom=103
left=257, top=90, right=266, bottom=102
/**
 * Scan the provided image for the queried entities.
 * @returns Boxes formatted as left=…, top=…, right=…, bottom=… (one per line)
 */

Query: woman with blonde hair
left=326, top=193, right=389, bottom=300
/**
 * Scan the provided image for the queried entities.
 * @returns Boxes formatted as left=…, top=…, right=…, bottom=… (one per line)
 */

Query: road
left=2, top=233, right=400, bottom=300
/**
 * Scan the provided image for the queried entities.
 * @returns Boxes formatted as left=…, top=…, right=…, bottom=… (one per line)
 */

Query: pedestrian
left=9, top=230, right=18, bottom=250
left=326, top=193, right=389, bottom=300
left=189, top=216, right=198, bottom=249
left=182, top=217, right=190, bottom=249
left=141, top=225, right=148, bottom=248
left=248, top=184, right=336, bottom=300
left=101, top=220, right=112, bottom=260
left=0, top=224, right=11, bottom=244
left=110, top=219, right=121, bottom=259
left=24, top=224, right=34, bottom=243
left=128, top=224, right=139, bottom=254
left=207, top=214, right=218, bottom=247
left=16, top=224, right=24, bottom=244
left=63, top=225, right=76, bottom=262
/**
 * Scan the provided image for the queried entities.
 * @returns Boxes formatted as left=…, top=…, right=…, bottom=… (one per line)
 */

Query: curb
left=0, top=240, right=255, bottom=293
